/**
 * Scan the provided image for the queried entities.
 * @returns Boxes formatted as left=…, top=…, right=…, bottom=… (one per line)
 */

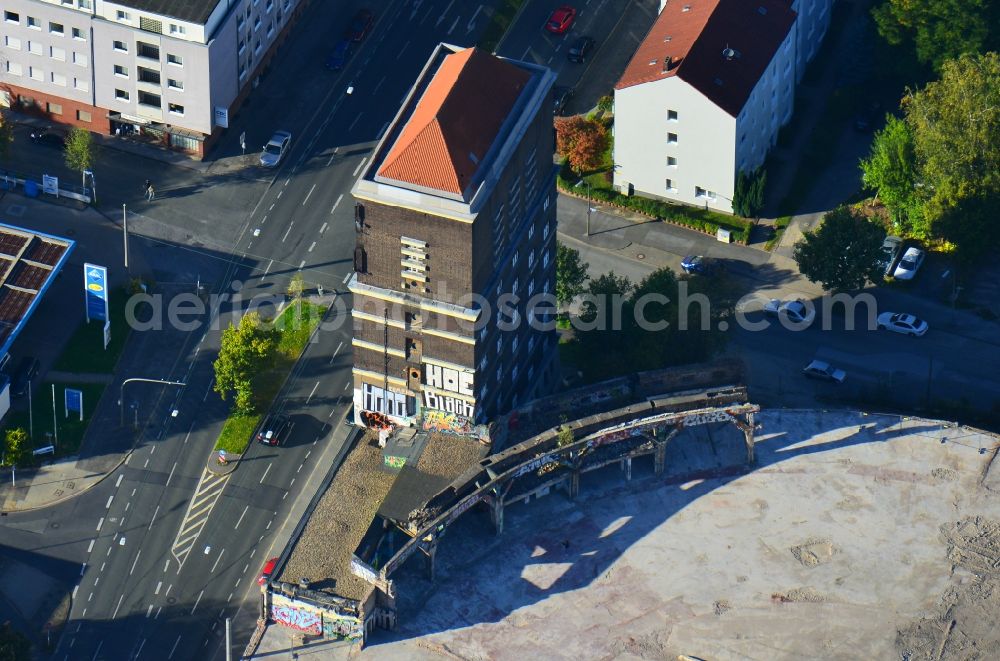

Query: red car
left=545, top=5, right=576, bottom=34
left=258, top=557, right=278, bottom=586
left=346, top=9, right=374, bottom=42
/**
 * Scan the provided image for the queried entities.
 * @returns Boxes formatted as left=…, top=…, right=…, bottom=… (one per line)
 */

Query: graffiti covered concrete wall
left=270, top=593, right=363, bottom=640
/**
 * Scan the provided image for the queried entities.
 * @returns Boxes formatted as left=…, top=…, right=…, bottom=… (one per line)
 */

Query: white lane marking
left=87, top=539, right=95, bottom=553
left=112, top=593, right=125, bottom=619
left=235, top=504, right=250, bottom=530
left=305, top=450, right=312, bottom=459
left=146, top=604, right=153, bottom=618
left=326, top=146, right=339, bottom=167
left=88, top=592, right=93, bottom=602
left=467, top=4, right=484, bottom=30
left=100, top=562, right=105, bottom=572
left=373, top=76, right=385, bottom=93
left=299, top=260, right=306, bottom=269
left=155, top=606, right=161, bottom=619
left=163, top=559, right=170, bottom=573
left=96, top=517, right=104, bottom=531
left=269, top=203, right=275, bottom=211
left=168, top=635, right=182, bottom=659
left=302, top=183, right=316, bottom=206
left=80, top=563, right=86, bottom=576
left=342, top=272, right=352, bottom=284
left=397, top=40, right=410, bottom=59
left=308, top=241, right=316, bottom=252
left=436, top=0, right=456, bottom=26
left=264, top=259, right=274, bottom=276
left=328, top=408, right=336, bottom=418
left=155, top=581, right=162, bottom=595
left=210, top=548, right=225, bottom=573
left=276, top=189, right=283, bottom=199
left=165, top=462, right=177, bottom=487
left=135, top=638, right=146, bottom=657
left=329, top=340, right=344, bottom=365
left=343, top=381, right=351, bottom=391
left=284, top=178, right=291, bottom=187
left=227, top=592, right=234, bottom=603
left=143, top=458, right=149, bottom=469
left=377, top=122, right=390, bottom=140
left=73, top=584, right=79, bottom=599
left=93, top=576, right=99, bottom=585
left=260, top=463, right=272, bottom=484
left=165, top=584, right=173, bottom=597
left=447, top=15, right=459, bottom=34
left=191, top=589, right=204, bottom=614
left=105, top=496, right=113, bottom=509
left=297, top=464, right=303, bottom=474
left=348, top=113, right=363, bottom=132
left=281, top=222, right=294, bottom=243
left=129, top=550, right=142, bottom=576
left=90, top=640, right=102, bottom=660
left=306, top=381, right=320, bottom=403
left=115, top=474, right=123, bottom=488
left=149, top=505, right=160, bottom=531
left=331, top=193, right=344, bottom=214
left=319, top=222, right=328, bottom=235
left=352, top=157, right=368, bottom=177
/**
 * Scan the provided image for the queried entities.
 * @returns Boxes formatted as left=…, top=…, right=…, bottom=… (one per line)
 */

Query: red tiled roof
left=615, top=0, right=796, bottom=117
left=377, top=47, right=531, bottom=195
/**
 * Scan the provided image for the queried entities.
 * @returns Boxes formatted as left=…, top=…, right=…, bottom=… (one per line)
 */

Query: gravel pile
left=416, top=432, right=487, bottom=479
left=279, top=432, right=398, bottom=601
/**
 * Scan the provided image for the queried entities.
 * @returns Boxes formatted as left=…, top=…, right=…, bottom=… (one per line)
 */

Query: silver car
left=893, top=247, right=925, bottom=281
left=260, top=130, right=292, bottom=168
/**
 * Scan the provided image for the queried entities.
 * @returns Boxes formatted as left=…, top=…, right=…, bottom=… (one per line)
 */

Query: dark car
left=680, top=255, right=721, bottom=276
left=567, top=36, right=595, bottom=63
left=29, top=128, right=66, bottom=149
left=346, top=8, right=374, bottom=42
left=326, top=39, right=353, bottom=70
left=256, top=414, right=290, bottom=446
left=553, top=86, right=574, bottom=116
left=10, top=356, right=39, bottom=398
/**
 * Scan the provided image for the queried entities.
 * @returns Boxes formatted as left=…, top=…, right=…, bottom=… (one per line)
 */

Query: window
left=167, top=53, right=182, bottom=66
left=168, top=78, right=183, bottom=90
left=667, top=156, right=677, bottom=166
left=170, top=134, right=199, bottom=151
left=695, top=186, right=717, bottom=200
left=116, top=10, right=130, bottom=21
left=49, top=22, right=64, bottom=35
left=169, top=24, right=186, bottom=35
left=74, top=77, right=88, bottom=91
left=665, top=178, right=674, bottom=191
left=137, top=42, right=159, bottom=59
left=5, top=62, right=22, bottom=76
left=137, top=66, right=160, bottom=84
left=28, top=41, right=42, bottom=55
left=114, top=64, right=128, bottom=77
left=5, top=36, right=21, bottom=49
left=667, top=132, right=678, bottom=144
left=72, top=27, right=85, bottom=40
left=115, top=89, right=130, bottom=101
left=113, top=40, right=127, bottom=52
left=4, top=11, right=19, bottom=23
left=168, top=103, right=184, bottom=115
left=72, top=51, right=87, bottom=66
left=29, top=66, right=43, bottom=81
left=78, top=0, right=92, bottom=8
left=138, top=91, right=161, bottom=108
left=253, top=16, right=261, bottom=30
left=667, top=109, right=678, bottom=121
left=77, top=109, right=91, bottom=122
left=27, top=16, right=39, bottom=29
left=50, top=46, right=66, bottom=61
left=528, top=222, right=535, bottom=240
left=47, top=102, right=63, bottom=115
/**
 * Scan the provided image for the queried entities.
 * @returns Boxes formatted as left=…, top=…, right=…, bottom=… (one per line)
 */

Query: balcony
left=136, top=42, right=160, bottom=61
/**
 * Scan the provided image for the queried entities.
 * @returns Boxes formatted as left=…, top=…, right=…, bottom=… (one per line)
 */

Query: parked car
left=10, top=356, right=39, bottom=398
left=259, top=131, right=292, bottom=168
left=680, top=255, right=721, bottom=276
left=257, top=557, right=279, bottom=585
left=567, top=36, right=595, bottom=63
left=803, top=359, right=846, bottom=384
left=877, top=312, right=929, bottom=337
left=892, top=247, right=925, bottom=281
left=326, top=39, right=353, bottom=70
left=879, top=236, right=904, bottom=276
left=545, top=5, right=576, bottom=34
left=256, top=413, right=290, bottom=446
left=346, top=8, right=374, bottom=41
left=763, top=298, right=815, bottom=326
left=552, top=86, right=574, bottom=116
left=29, top=128, right=67, bottom=149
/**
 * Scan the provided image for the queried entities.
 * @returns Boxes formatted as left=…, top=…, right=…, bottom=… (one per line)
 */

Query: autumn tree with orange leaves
left=555, top=116, right=609, bottom=175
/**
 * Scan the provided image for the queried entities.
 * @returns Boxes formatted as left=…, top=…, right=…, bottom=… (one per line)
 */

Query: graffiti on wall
left=323, top=615, right=363, bottom=640
left=421, top=410, right=490, bottom=441
left=271, top=604, right=322, bottom=634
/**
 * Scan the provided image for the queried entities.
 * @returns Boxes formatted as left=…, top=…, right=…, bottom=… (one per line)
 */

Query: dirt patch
left=790, top=538, right=836, bottom=567
left=713, top=599, right=732, bottom=615
left=772, top=587, right=826, bottom=603
left=931, top=467, right=960, bottom=482
left=940, top=517, right=1000, bottom=575
left=416, top=433, right=487, bottom=479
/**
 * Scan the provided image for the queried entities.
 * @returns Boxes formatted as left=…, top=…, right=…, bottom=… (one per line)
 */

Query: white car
left=892, top=247, right=925, bottom=281
left=764, top=298, right=816, bottom=326
left=259, top=130, right=292, bottom=168
left=803, top=359, right=846, bottom=383
left=877, top=312, right=929, bottom=337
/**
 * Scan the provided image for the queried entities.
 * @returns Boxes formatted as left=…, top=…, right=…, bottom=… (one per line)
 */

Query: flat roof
left=0, top=223, right=75, bottom=359
left=115, top=0, right=221, bottom=25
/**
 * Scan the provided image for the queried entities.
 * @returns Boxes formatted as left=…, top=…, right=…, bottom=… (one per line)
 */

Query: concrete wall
left=790, top=0, right=833, bottom=80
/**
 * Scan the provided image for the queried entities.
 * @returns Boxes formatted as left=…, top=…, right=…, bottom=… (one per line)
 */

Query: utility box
left=716, top=228, right=732, bottom=243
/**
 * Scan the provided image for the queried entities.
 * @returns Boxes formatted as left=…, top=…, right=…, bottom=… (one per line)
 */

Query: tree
left=859, top=115, right=921, bottom=230
left=927, top=184, right=998, bottom=262
left=555, top=116, right=609, bottom=174
left=0, top=622, right=30, bottom=661
left=0, top=115, right=13, bottom=162
left=213, top=311, right=277, bottom=414
left=3, top=428, right=27, bottom=467
left=64, top=127, right=94, bottom=189
left=555, top=242, right=589, bottom=308
left=556, top=424, right=574, bottom=448
left=286, top=272, right=305, bottom=301
left=793, top=207, right=887, bottom=292
left=872, top=0, right=999, bottom=71
left=732, top=167, right=767, bottom=218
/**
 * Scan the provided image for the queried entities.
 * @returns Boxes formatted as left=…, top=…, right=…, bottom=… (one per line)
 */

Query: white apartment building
left=616, top=0, right=830, bottom=214
left=0, top=0, right=305, bottom=156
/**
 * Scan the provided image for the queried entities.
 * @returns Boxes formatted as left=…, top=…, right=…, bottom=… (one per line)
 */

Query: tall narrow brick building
left=348, top=44, right=559, bottom=429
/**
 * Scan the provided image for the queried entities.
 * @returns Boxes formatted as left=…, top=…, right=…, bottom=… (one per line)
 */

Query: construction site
left=250, top=361, right=1000, bottom=660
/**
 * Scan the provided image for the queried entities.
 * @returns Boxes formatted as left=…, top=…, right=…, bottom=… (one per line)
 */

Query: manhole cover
left=636, top=253, right=645, bottom=260
left=167, top=597, right=176, bottom=605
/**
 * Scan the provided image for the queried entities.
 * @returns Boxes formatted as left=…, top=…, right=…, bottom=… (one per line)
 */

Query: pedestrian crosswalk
left=170, top=469, right=230, bottom=571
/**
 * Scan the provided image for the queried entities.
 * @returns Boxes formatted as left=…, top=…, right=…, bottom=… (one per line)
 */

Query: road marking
left=163, top=559, right=170, bottom=573
left=436, top=0, right=456, bottom=26
left=397, top=40, right=410, bottom=59
left=80, top=563, right=86, bottom=576
left=149, top=505, right=160, bottom=531
left=88, top=593, right=93, bottom=602
left=124, top=502, right=130, bottom=513
left=348, top=113, right=363, bottom=132
left=281, top=222, right=294, bottom=243
left=308, top=241, right=316, bottom=252
left=319, top=222, right=328, bottom=234
left=170, top=468, right=231, bottom=571
left=112, top=593, right=125, bottom=619
left=467, top=4, right=484, bottom=31
left=306, top=381, right=320, bottom=403
left=165, top=461, right=177, bottom=487
left=115, top=474, right=123, bottom=489
left=81, top=608, right=86, bottom=617
left=329, top=195, right=345, bottom=217
left=329, top=340, right=344, bottom=365
left=299, top=259, right=306, bottom=269
left=264, top=259, right=274, bottom=276
left=146, top=604, right=153, bottom=618
left=135, top=638, right=146, bottom=657
left=344, top=381, right=351, bottom=391
left=167, top=634, right=183, bottom=659
left=100, top=562, right=105, bottom=572
left=143, top=458, right=149, bottom=469
left=227, top=592, right=234, bottom=603
left=284, top=178, right=291, bottom=187
left=267, top=517, right=274, bottom=529
left=73, top=585, right=79, bottom=599
left=210, top=548, right=225, bottom=573
left=269, top=203, right=275, bottom=211
left=276, top=190, right=283, bottom=199
left=165, top=584, right=172, bottom=597
left=234, top=578, right=241, bottom=589
left=447, top=15, right=459, bottom=34
left=297, top=464, right=303, bottom=474
left=96, top=517, right=104, bottom=531
left=155, top=606, right=161, bottom=619
left=374, top=76, right=385, bottom=93
left=155, top=581, right=162, bottom=595
left=90, top=640, right=102, bottom=661
left=329, top=408, right=336, bottom=418
left=129, top=550, right=141, bottom=576
left=191, top=589, right=204, bottom=614
left=305, top=450, right=311, bottom=459
left=260, top=463, right=272, bottom=484
left=105, top=496, right=113, bottom=509
left=302, top=183, right=316, bottom=206
left=93, top=577, right=99, bottom=586
left=377, top=121, right=390, bottom=140
left=235, top=504, right=250, bottom=529
left=352, top=157, right=368, bottom=177
left=87, top=539, right=94, bottom=553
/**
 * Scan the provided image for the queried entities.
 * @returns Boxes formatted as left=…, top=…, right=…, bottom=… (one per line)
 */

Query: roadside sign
left=65, top=388, right=83, bottom=420
left=103, top=320, right=111, bottom=350
left=240, top=131, right=246, bottom=154
left=84, top=263, right=109, bottom=323
left=42, top=174, right=59, bottom=197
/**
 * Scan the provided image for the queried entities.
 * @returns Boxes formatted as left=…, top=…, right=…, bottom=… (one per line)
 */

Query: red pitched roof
left=377, top=47, right=531, bottom=195
left=616, top=0, right=796, bottom=117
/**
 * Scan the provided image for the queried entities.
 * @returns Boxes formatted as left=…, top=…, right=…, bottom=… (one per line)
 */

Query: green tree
left=213, top=311, right=277, bottom=414
left=555, top=242, right=589, bottom=308
left=793, top=207, right=887, bottom=292
left=556, top=424, right=574, bottom=448
left=3, top=427, right=27, bottom=467
left=0, top=115, right=13, bottom=162
left=927, top=184, right=998, bottom=262
left=859, top=115, right=922, bottom=230
left=732, top=167, right=767, bottom=218
left=872, top=0, right=999, bottom=71
left=0, top=622, right=31, bottom=661
left=555, top=115, right=609, bottom=174
left=64, top=127, right=94, bottom=190
left=286, top=272, right=305, bottom=301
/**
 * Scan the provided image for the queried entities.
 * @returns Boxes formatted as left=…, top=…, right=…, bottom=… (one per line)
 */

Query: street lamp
left=574, top=179, right=593, bottom=237
left=118, top=377, right=186, bottom=427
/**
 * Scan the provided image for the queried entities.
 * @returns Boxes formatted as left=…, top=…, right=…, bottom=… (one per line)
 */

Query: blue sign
left=84, top=263, right=109, bottom=323
left=65, top=388, right=83, bottom=420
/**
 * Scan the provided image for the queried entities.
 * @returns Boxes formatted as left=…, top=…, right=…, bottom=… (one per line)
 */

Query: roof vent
left=663, top=56, right=681, bottom=72
left=757, top=6, right=767, bottom=15
left=722, top=46, right=740, bottom=60
left=664, top=35, right=672, bottom=42
left=682, top=4, right=691, bottom=11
